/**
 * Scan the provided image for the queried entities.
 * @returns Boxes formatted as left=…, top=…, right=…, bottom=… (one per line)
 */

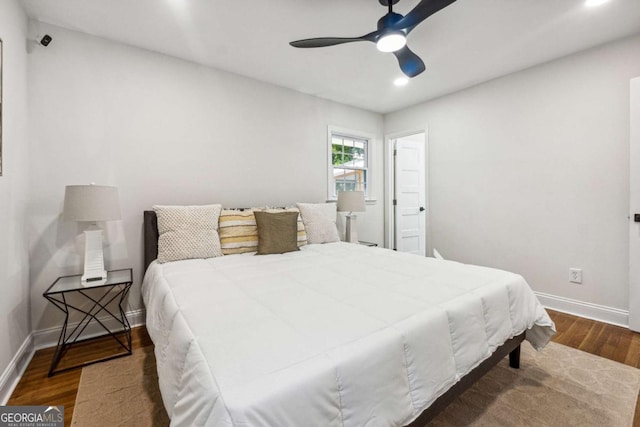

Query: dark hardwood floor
left=7, top=310, right=640, bottom=426
left=550, top=310, right=640, bottom=368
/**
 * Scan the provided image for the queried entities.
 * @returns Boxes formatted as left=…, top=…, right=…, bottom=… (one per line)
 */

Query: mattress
left=142, top=242, right=555, bottom=427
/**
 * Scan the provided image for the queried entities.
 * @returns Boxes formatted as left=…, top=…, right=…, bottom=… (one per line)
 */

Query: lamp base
left=345, top=214, right=359, bottom=243
left=82, top=228, right=107, bottom=282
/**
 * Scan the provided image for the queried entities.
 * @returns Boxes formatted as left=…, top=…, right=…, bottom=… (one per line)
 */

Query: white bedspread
left=142, top=242, right=555, bottom=427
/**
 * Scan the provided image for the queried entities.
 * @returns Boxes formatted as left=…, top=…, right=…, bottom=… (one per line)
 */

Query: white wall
left=0, top=0, right=30, bottom=390
left=385, top=35, right=640, bottom=314
left=27, top=23, right=384, bottom=331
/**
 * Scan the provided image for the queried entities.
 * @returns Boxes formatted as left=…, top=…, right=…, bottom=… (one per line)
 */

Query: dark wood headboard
left=144, top=210, right=159, bottom=272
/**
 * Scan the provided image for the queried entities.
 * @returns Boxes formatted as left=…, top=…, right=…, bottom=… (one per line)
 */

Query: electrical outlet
left=569, top=268, right=582, bottom=284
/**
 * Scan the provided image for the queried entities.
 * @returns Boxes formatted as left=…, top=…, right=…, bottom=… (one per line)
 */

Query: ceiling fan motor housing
left=378, top=12, right=404, bottom=32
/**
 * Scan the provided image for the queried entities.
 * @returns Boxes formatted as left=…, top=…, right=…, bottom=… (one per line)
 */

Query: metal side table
left=43, top=268, right=133, bottom=376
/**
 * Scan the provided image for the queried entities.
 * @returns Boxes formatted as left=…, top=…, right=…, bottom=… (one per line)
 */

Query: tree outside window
left=331, top=134, right=368, bottom=198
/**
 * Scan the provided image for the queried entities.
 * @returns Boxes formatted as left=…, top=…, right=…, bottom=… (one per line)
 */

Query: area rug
left=72, top=342, right=640, bottom=426
left=71, top=346, right=169, bottom=426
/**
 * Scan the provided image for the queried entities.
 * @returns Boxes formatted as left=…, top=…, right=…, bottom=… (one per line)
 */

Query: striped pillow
left=218, top=209, right=258, bottom=255
left=256, top=208, right=307, bottom=247
left=219, top=208, right=308, bottom=255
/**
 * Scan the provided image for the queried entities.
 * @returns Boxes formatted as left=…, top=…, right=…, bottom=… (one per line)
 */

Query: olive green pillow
left=254, top=211, right=300, bottom=255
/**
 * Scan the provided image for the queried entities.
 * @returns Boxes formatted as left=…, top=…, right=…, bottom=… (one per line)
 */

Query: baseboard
left=0, top=335, right=35, bottom=405
left=535, top=292, right=629, bottom=328
left=0, top=309, right=146, bottom=405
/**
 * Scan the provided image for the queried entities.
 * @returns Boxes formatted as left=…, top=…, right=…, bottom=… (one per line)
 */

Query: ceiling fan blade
left=393, top=46, right=426, bottom=78
left=291, top=30, right=380, bottom=48
left=392, top=0, right=457, bottom=33
left=290, top=37, right=366, bottom=48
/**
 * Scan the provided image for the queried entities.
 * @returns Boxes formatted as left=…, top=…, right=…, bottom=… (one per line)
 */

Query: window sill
left=326, top=199, right=377, bottom=205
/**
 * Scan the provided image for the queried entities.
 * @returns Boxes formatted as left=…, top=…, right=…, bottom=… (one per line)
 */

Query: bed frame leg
left=509, top=345, right=521, bottom=369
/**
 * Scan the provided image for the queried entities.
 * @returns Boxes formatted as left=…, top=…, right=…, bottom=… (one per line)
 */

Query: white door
left=629, top=77, right=640, bottom=332
left=394, top=134, right=426, bottom=255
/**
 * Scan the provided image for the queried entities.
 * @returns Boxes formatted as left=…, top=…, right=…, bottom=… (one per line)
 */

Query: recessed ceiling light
left=394, top=77, right=409, bottom=87
left=585, top=0, right=610, bottom=7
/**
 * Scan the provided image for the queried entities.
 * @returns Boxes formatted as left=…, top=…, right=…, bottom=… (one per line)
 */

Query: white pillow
left=153, top=204, right=222, bottom=263
left=296, top=202, right=340, bottom=244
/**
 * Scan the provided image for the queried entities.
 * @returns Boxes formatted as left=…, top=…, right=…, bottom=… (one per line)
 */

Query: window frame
left=327, top=126, right=376, bottom=202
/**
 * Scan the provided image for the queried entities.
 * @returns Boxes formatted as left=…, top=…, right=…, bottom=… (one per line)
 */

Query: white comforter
left=142, top=242, right=555, bottom=427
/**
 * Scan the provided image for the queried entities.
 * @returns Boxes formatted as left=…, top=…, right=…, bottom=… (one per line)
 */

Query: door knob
left=419, top=207, right=425, bottom=212
left=635, top=214, right=640, bottom=223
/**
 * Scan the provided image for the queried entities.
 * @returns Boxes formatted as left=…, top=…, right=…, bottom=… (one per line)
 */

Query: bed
left=141, top=210, right=555, bottom=426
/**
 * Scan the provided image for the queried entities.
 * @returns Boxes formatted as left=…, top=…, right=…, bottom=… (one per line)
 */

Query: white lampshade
left=63, top=185, right=121, bottom=222
left=63, top=184, right=121, bottom=281
left=337, top=191, right=366, bottom=213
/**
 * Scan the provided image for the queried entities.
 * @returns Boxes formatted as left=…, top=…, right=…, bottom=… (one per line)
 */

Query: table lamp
left=63, top=184, right=121, bottom=281
left=337, top=191, right=366, bottom=243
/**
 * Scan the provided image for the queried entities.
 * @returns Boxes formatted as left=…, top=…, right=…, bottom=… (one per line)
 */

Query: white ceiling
left=21, top=0, right=640, bottom=114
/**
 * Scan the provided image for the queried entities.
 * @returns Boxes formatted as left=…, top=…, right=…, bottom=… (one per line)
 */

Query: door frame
left=384, top=127, right=430, bottom=254
left=629, top=77, right=640, bottom=332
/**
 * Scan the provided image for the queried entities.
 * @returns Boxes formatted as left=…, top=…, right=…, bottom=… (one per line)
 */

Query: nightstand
left=358, top=241, right=378, bottom=247
left=43, top=268, right=133, bottom=376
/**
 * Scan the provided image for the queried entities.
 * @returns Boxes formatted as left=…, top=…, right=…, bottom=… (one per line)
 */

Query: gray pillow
left=153, top=204, right=222, bottom=263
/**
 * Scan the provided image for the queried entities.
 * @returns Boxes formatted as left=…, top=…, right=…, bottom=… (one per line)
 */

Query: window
left=328, top=127, right=373, bottom=200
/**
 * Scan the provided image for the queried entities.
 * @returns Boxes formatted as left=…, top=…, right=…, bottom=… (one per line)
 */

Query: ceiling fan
left=290, top=0, right=457, bottom=78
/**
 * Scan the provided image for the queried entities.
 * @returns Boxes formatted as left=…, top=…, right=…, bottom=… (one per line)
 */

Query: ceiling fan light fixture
left=376, top=32, right=407, bottom=53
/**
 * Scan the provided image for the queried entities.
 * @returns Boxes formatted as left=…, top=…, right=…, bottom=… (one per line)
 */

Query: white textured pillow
left=296, top=202, right=340, bottom=244
left=153, top=204, right=222, bottom=263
